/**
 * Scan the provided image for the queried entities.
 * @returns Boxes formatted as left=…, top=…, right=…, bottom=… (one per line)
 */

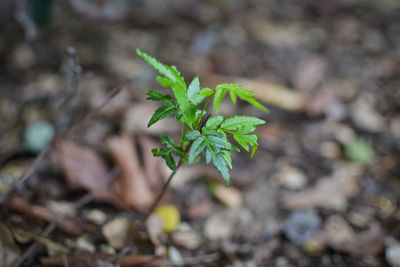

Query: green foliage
left=345, top=138, right=375, bottom=165
left=137, top=49, right=268, bottom=184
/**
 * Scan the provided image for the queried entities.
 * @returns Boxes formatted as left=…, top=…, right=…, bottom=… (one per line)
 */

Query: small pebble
left=76, top=235, right=95, bottom=252
left=171, top=223, right=201, bottom=250
left=275, top=164, right=307, bottom=190
left=386, top=245, right=400, bottom=267
left=87, top=209, right=107, bottom=225
left=319, top=141, right=341, bottom=159
left=168, top=246, right=184, bottom=266
left=204, top=211, right=234, bottom=241
left=102, top=217, right=136, bottom=249
left=283, top=210, right=321, bottom=245
left=24, top=121, right=55, bottom=152
left=213, top=185, right=243, bottom=208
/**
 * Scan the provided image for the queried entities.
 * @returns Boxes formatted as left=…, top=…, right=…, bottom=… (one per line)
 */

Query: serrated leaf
left=188, top=136, right=206, bottom=164
left=205, top=149, right=212, bottom=163
left=137, top=49, right=196, bottom=128
left=156, top=76, right=174, bottom=88
left=230, top=89, right=237, bottom=104
left=251, top=143, right=258, bottom=158
left=198, top=88, right=215, bottom=98
left=137, top=49, right=185, bottom=87
left=163, top=151, right=176, bottom=172
left=206, top=142, right=230, bottom=185
left=221, top=115, right=265, bottom=131
left=146, top=90, right=172, bottom=103
left=222, top=150, right=233, bottom=169
left=232, top=133, right=249, bottom=151
left=237, top=88, right=269, bottom=112
left=173, top=147, right=185, bottom=157
left=160, top=135, right=175, bottom=147
left=148, top=104, right=176, bottom=127
left=232, top=133, right=259, bottom=156
left=213, top=86, right=227, bottom=114
left=152, top=148, right=160, bottom=157
left=185, top=130, right=200, bottom=140
left=187, top=75, right=201, bottom=105
left=205, top=116, right=224, bottom=130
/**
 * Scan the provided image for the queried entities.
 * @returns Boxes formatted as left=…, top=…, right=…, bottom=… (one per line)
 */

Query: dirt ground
left=1, top=0, right=400, bottom=266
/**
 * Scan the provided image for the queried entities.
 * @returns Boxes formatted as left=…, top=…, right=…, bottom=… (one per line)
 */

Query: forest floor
left=1, top=0, right=400, bottom=266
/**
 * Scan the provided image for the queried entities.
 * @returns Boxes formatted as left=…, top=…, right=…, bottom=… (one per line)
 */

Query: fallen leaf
left=56, top=140, right=122, bottom=206
left=0, top=223, right=20, bottom=266
left=107, top=133, right=155, bottom=212
left=283, top=163, right=361, bottom=211
left=9, top=196, right=82, bottom=235
left=337, top=224, right=384, bottom=255
left=138, top=134, right=163, bottom=188
left=213, top=185, right=243, bottom=209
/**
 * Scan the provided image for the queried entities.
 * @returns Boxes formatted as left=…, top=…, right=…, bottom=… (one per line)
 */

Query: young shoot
left=137, top=49, right=268, bottom=185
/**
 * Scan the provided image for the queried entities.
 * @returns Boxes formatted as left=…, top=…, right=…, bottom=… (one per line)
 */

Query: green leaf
left=232, top=133, right=249, bottom=151
left=146, top=90, right=173, bottom=103
left=198, top=88, right=215, bottom=98
left=185, top=130, right=201, bottom=140
left=187, top=75, right=201, bottom=105
left=345, top=138, right=374, bottom=165
left=156, top=76, right=174, bottom=88
left=237, top=88, right=269, bottom=112
left=212, top=83, right=269, bottom=113
left=137, top=49, right=186, bottom=87
left=137, top=49, right=196, bottom=128
left=221, top=115, right=265, bottom=132
left=232, top=133, right=259, bottom=157
left=205, top=116, right=224, bottom=130
left=213, top=86, right=227, bottom=114
left=188, top=136, right=206, bottom=164
left=151, top=148, right=160, bottom=157
left=164, top=151, right=177, bottom=172
left=148, top=104, right=176, bottom=127
left=205, top=149, right=212, bottom=164
left=206, top=142, right=230, bottom=185
left=222, top=150, right=232, bottom=169
left=160, top=135, right=175, bottom=147
left=173, top=147, right=185, bottom=157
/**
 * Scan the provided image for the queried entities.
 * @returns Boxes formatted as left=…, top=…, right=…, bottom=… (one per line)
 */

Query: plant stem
left=144, top=140, right=193, bottom=221
left=143, top=162, right=181, bottom=221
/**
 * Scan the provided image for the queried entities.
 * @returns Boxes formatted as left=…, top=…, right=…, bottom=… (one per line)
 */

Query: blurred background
left=1, top=0, right=400, bottom=266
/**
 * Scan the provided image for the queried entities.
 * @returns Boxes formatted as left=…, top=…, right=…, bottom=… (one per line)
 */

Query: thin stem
left=144, top=140, right=193, bottom=221
left=195, top=96, right=211, bottom=129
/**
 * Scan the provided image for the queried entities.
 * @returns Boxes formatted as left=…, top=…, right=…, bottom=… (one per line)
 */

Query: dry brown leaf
left=138, top=134, right=163, bottom=188
left=204, top=74, right=305, bottom=112
left=0, top=223, right=20, bottom=266
left=107, top=133, right=155, bottom=212
left=283, top=164, right=361, bottom=211
left=330, top=224, right=384, bottom=255
left=8, top=196, right=82, bottom=235
left=56, top=140, right=122, bottom=206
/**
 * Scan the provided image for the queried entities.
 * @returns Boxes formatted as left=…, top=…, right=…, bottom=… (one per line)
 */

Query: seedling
left=137, top=49, right=268, bottom=216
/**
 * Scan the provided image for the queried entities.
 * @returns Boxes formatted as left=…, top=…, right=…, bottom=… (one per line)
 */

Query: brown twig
left=13, top=167, right=120, bottom=267
left=0, top=79, right=132, bottom=205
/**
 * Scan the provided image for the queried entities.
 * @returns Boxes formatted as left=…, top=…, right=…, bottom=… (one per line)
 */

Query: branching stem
left=144, top=140, right=193, bottom=221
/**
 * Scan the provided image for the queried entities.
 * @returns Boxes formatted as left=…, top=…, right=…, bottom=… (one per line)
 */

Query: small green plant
left=137, top=49, right=268, bottom=215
